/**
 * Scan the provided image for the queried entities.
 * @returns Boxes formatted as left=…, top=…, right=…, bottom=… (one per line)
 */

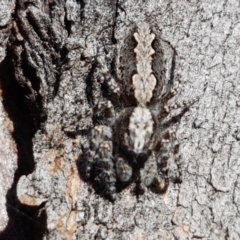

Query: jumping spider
left=83, top=22, right=194, bottom=200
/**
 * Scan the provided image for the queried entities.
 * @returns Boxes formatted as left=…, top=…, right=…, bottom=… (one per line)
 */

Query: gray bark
left=0, top=0, right=240, bottom=239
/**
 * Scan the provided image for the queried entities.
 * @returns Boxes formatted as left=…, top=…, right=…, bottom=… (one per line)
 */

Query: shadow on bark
left=0, top=50, right=47, bottom=239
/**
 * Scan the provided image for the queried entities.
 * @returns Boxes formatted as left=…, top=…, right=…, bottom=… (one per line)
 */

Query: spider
left=82, top=22, right=193, bottom=200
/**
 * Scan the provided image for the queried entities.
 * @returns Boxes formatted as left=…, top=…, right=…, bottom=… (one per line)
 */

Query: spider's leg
left=151, top=46, right=180, bottom=107
left=93, top=139, right=117, bottom=200
left=93, top=100, right=115, bottom=126
left=160, top=73, right=181, bottom=103
left=115, top=155, right=132, bottom=183
left=85, top=99, right=116, bottom=180
left=157, top=126, right=181, bottom=186
left=155, top=129, right=172, bottom=190
left=97, top=55, right=121, bottom=97
left=84, top=51, right=121, bottom=200
left=156, top=98, right=198, bottom=186
left=150, top=74, right=181, bottom=118
left=87, top=126, right=116, bottom=200
left=140, top=152, right=157, bottom=188
left=161, top=97, right=198, bottom=130
left=153, top=93, right=180, bottom=124
left=166, top=129, right=182, bottom=183
left=84, top=126, right=111, bottom=178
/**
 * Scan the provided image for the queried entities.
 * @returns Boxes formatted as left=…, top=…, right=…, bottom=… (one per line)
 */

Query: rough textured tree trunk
left=0, top=0, right=240, bottom=239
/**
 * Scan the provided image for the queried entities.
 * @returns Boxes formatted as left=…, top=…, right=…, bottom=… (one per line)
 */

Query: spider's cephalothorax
left=84, top=23, right=191, bottom=200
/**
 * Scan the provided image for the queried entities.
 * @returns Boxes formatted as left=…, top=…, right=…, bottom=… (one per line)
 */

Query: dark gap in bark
left=20, top=50, right=46, bottom=126
left=116, top=0, right=126, bottom=14
left=23, top=2, right=36, bottom=9
left=60, top=46, right=69, bottom=65
left=77, top=0, right=85, bottom=21
left=111, top=0, right=118, bottom=44
left=85, top=61, right=97, bottom=107
left=26, top=11, right=47, bottom=43
left=64, top=12, right=72, bottom=37
left=77, top=149, right=90, bottom=183
left=52, top=45, right=69, bottom=97
left=0, top=25, right=9, bottom=31
left=0, top=49, right=46, bottom=239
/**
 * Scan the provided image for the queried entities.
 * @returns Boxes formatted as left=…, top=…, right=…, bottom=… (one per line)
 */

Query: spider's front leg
left=85, top=99, right=117, bottom=200
left=84, top=52, right=123, bottom=200
left=96, top=55, right=121, bottom=97
left=92, top=128, right=117, bottom=200
left=84, top=100, right=115, bottom=178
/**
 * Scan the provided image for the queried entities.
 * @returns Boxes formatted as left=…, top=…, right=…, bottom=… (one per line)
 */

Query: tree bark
left=0, top=0, right=240, bottom=239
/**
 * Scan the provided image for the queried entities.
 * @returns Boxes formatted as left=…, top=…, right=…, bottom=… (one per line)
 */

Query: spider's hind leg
left=157, top=127, right=182, bottom=190
left=167, top=129, right=182, bottom=183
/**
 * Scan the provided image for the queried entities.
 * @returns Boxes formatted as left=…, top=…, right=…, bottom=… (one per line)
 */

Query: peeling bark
left=0, top=0, right=240, bottom=239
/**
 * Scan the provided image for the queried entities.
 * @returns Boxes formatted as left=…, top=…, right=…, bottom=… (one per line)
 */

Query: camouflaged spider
left=83, top=23, right=193, bottom=200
